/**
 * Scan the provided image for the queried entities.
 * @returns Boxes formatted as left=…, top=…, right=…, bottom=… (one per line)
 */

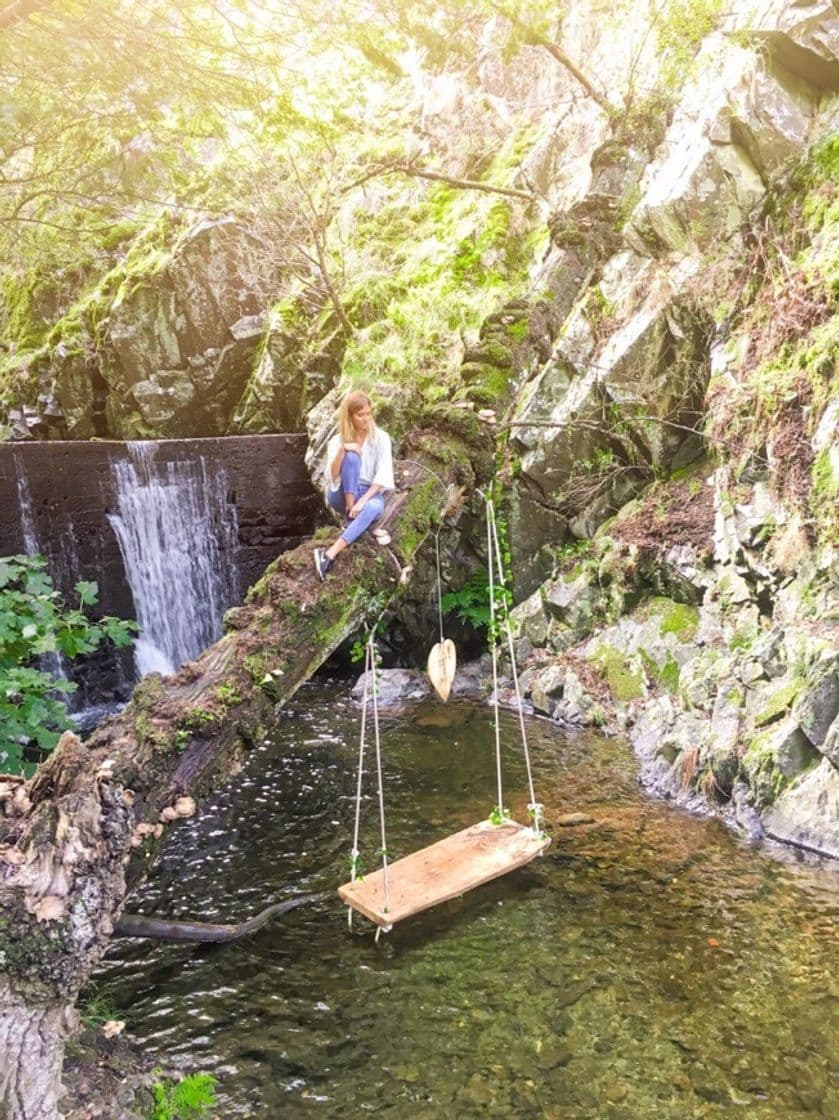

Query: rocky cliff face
left=496, top=0, right=839, bottom=856
left=1, top=0, right=837, bottom=854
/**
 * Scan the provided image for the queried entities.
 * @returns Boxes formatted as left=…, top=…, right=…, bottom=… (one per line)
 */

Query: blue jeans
left=328, top=451, right=385, bottom=545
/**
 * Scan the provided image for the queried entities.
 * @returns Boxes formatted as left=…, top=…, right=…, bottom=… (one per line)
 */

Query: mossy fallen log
left=0, top=407, right=492, bottom=1120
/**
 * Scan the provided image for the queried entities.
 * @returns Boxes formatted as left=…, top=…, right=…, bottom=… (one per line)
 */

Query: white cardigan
left=326, top=428, right=395, bottom=493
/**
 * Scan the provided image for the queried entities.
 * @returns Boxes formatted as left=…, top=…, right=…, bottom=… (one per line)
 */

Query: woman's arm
left=328, top=444, right=345, bottom=487
left=328, top=438, right=361, bottom=488
left=347, top=482, right=382, bottom=517
left=369, top=431, right=395, bottom=491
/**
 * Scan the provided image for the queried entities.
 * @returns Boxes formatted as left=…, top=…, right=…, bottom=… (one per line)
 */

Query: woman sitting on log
left=314, top=390, right=395, bottom=580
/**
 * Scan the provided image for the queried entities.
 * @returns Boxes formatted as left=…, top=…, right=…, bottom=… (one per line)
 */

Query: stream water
left=96, top=681, right=838, bottom=1119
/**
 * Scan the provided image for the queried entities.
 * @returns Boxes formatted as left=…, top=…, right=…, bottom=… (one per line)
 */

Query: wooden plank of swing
left=338, top=820, right=550, bottom=927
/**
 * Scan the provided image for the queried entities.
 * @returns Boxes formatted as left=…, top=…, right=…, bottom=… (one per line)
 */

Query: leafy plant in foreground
left=150, top=1072, right=217, bottom=1120
left=0, top=554, right=137, bottom=776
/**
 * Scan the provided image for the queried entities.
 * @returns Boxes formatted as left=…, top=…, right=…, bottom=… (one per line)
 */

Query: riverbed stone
left=556, top=812, right=596, bottom=827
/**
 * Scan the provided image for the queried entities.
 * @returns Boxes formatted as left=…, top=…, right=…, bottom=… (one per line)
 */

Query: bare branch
left=485, top=0, right=613, bottom=113
left=343, top=161, right=539, bottom=202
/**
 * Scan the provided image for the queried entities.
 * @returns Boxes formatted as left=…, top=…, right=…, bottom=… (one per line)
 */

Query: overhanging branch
left=343, top=161, right=539, bottom=203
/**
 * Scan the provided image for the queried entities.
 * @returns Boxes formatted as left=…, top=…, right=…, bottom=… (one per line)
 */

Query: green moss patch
left=591, top=644, right=645, bottom=703
left=646, top=597, right=699, bottom=641
left=754, top=678, right=806, bottom=728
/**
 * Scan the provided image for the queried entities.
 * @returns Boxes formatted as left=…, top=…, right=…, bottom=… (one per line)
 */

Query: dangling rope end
left=374, top=922, right=393, bottom=943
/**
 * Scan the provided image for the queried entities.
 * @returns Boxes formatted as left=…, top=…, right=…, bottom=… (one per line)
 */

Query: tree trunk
left=0, top=409, right=492, bottom=1116
left=0, top=983, right=76, bottom=1120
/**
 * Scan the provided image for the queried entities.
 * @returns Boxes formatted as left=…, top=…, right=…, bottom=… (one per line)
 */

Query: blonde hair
left=337, top=390, right=377, bottom=443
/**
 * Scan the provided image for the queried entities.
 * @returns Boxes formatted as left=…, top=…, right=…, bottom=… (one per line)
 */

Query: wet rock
left=763, top=759, right=839, bottom=857
left=530, top=663, right=566, bottom=717
left=555, top=812, right=595, bottom=827
left=535, top=1041, right=573, bottom=1070
left=747, top=0, right=839, bottom=89
left=796, top=659, right=839, bottom=748
left=511, top=590, right=549, bottom=648
left=821, top=713, right=839, bottom=771
left=351, top=668, right=431, bottom=705
left=627, top=39, right=815, bottom=255
left=456, top=1073, right=495, bottom=1106
left=730, top=781, right=765, bottom=842
left=229, top=312, right=267, bottom=341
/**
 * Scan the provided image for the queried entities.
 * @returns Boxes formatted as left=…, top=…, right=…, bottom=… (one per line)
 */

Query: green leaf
left=75, top=580, right=99, bottom=606
left=0, top=555, right=131, bottom=774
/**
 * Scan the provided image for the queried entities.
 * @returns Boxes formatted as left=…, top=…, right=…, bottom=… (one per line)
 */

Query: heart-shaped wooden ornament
left=427, top=638, right=457, bottom=702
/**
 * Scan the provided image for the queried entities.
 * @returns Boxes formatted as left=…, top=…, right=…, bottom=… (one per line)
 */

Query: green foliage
left=213, top=682, right=242, bottom=707
left=0, top=555, right=136, bottom=775
left=810, top=448, right=839, bottom=548
left=441, top=569, right=498, bottom=631
left=612, top=0, right=724, bottom=153
left=810, top=133, right=839, bottom=183
left=654, top=0, right=724, bottom=81
left=489, top=804, right=512, bottom=825
left=150, top=1072, right=217, bottom=1120
left=79, top=981, right=120, bottom=1027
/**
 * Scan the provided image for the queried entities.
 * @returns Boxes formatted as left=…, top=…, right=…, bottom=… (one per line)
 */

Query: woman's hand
left=348, top=497, right=366, bottom=520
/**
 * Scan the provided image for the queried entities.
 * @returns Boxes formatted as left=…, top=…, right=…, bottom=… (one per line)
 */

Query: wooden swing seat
left=338, top=819, right=550, bottom=927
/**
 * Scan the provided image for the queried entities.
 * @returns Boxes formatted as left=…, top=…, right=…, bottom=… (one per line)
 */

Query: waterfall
left=108, top=442, right=240, bottom=678
left=14, top=454, right=69, bottom=684
left=15, top=462, right=40, bottom=557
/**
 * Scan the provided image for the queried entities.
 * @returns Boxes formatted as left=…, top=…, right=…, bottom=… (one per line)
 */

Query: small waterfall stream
left=108, top=442, right=241, bottom=677
left=14, top=451, right=70, bottom=685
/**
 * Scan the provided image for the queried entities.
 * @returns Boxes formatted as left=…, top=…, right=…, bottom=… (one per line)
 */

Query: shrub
left=0, top=554, right=136, bottom=775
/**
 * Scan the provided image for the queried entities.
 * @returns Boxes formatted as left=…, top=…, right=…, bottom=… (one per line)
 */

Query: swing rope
left=486, top=501, right=504, bottom=818
left=370, top=631, right=391, bottom=921
left=348, top=640, right=372, bottom=929
left=345, top=489, right=545, bottom=939
left=485, top=496, right=544, bottom=838
left=434, top=529, right=445, bottom=647
left=348, top=629, right=392, bottom=936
